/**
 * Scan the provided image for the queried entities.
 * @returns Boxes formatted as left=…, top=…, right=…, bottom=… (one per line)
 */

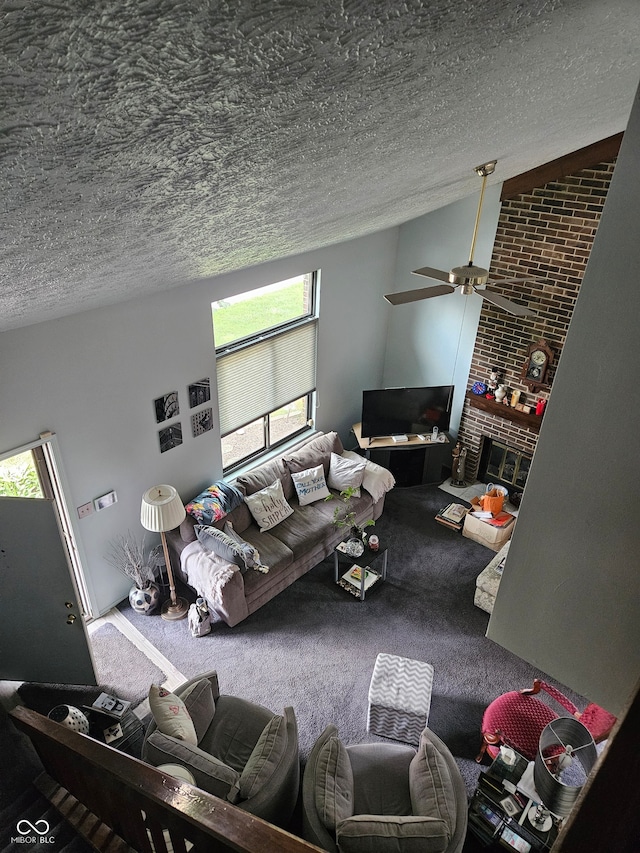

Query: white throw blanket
left=181, top=540, right=237, bottom=613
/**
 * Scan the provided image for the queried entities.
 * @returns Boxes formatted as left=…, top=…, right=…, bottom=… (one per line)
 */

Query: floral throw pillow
left=185, top=481, right=244, bottom=525
left=244, top=480, right=294, bottom=532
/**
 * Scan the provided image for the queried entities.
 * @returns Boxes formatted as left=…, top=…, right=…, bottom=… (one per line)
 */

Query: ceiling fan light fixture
left=448, top=264, right=489, bottom=286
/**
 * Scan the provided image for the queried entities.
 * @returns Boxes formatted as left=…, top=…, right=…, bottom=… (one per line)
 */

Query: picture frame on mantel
left=520, top=339, right=554, bottom=391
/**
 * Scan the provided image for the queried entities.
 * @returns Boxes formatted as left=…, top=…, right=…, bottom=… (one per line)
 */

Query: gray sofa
left=165, top=431, right=393, bottom=626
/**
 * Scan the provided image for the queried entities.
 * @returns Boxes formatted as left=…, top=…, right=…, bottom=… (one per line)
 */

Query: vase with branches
left=106, top=534, right=163, bottom=615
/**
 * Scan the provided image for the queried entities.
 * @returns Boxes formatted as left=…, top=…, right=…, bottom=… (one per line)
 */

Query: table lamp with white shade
left=140, top=484, right=188, bottom=620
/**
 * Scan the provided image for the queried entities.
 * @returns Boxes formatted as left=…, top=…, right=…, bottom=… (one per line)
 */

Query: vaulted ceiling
left=2, top=0, right=639, bottom=332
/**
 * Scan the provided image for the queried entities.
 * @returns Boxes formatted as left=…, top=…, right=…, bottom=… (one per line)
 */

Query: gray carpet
left=119, top=483, right=587, bottom=798
left=19, top=622, right=166, bottom=715
left=90, top=622, right=166, bottom=705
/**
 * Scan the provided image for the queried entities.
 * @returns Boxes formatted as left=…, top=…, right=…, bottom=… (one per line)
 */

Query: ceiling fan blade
left=411, top=265, right=452, bottom=283
left=480, top=288, right=536, bottom=317
left=384, top=284, right=455, bottom=306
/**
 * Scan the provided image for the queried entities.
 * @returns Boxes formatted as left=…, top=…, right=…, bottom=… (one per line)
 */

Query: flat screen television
left=360, top=385, right=454, bottom=438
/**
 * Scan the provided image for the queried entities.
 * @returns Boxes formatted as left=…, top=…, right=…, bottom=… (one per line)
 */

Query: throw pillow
left=342, top=450, right=396, bottom=502
left=314, top=735, right=354, bottom=833
left=185, top=481, right=244, bottom=525
left=291, top=464, right=331, bottom=506
left=327, top=452, right=366, bottom=495
left=409, top=729, right=457, bottom=839
left=195, top=523, right=261, bottom=573
left=148, top=684, right=197, bottom=744
left=179, top=678, right=216, bottom=743
left=244, top=480, right=294, bottom=532
left=237, top=713, right=288, bottom=800
left=223, top=521, right=269, bottom=573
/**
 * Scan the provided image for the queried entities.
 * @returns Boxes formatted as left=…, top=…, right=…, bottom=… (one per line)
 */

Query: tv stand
left=352, top=423, right=452, bottom=486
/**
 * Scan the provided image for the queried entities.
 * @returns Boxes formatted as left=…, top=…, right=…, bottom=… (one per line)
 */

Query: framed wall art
left=191, top=407, right=214, bottom=437
left=188, top=377, right=211, bottom=408
left=154, top=391, right=180, bottom=424
left=159, top=423, right=183, bottom=453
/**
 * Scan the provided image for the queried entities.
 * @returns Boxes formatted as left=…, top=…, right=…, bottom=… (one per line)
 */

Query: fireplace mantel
left=465, top=391, right=544, bottom=433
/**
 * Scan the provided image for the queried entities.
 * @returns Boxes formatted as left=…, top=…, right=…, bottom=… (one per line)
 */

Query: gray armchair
left=302, top=724, right=467, bottom=853
left=142, top=670, right=299, bottom=827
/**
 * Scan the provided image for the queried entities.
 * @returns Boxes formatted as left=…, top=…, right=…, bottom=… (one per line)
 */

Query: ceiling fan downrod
left=467, top=160, right=497, bottom=267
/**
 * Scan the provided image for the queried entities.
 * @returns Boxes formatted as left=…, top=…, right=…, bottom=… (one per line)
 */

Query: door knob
left=65, top=601, right=75, bottom=609
left=66, top=614, right=77, bottom=624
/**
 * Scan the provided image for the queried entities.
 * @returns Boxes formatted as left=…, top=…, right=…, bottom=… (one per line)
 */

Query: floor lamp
left=140, top=484, right=188, bottom=621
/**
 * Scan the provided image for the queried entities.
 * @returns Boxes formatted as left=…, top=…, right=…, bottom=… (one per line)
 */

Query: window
left=214, top=273, right=318, bottom=471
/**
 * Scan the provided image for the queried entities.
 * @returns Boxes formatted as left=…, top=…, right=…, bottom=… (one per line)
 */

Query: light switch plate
left=77, top=502, right=93, bottom=518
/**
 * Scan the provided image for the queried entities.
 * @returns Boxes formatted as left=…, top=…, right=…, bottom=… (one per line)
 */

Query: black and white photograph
left=191, top=407, right=214, bottom=437
left=188, top=377, right=210, bottom=408
left=158, top=423, right=183, bottom=453
left=154, top=391, right=179, bottom=424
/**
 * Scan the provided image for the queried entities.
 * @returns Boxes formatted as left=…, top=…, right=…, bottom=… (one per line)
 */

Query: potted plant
left=106, top=534, right=162, bottom=615
left=326, top=486, right=375, bottom=556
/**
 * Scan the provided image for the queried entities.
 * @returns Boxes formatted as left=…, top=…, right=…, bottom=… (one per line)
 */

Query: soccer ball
left=129, top=582, right=160, bottom=615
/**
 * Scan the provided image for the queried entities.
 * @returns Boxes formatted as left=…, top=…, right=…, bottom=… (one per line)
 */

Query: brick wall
left=457, top=160, right=616, bottom=483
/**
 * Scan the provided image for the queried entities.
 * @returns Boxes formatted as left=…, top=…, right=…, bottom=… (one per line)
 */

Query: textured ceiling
left=2, top=0, right=639, bottom=332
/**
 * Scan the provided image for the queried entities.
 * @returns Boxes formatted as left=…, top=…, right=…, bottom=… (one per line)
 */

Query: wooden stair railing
left=10, top=706, right=323, bottom=853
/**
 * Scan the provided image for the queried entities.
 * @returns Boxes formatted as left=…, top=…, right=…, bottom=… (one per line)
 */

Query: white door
left=0, top=495, right=97, bottom=684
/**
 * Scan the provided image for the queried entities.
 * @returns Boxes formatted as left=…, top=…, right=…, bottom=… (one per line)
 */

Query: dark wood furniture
left=466, top=392, right=544, bottom=433
left=352, top=422, right=452, bottom=485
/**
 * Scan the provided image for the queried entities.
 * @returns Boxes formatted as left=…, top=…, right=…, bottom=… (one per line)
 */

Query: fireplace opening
left=478, top=437, right=532, bottom=492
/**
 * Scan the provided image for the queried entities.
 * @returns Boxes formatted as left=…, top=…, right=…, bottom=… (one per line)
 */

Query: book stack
left=435, top=502, right=469, bottom=531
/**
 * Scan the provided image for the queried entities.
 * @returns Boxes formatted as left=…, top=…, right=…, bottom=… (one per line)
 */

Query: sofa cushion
left=291, top=464, right=331, bottom=506
left=148, top=685, right=197, bottom=744
left=284, top=431, right=344, bottom=478
left=236, top=525, right=294, bottom=572
left=336, top=815, right=450, bottom=853
left=144, top=730, right=240, bottom=800
left=314, top=734, right=354, bottom=833
left=408, top=729, right=457, bottom=841
left=236, top=456, right=293, bottom=501
left=237, top=713, right=287, bottom=800
left=327, top=452, right=366, bottom=495
left=244, top=480, right=294, bottom=532
left=267, top=504, right=333, bottom=559
left=346, top=742, right=414, bottom=817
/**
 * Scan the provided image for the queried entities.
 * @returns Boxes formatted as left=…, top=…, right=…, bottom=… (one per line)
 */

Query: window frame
left=214, top=272, right=318, bottom=474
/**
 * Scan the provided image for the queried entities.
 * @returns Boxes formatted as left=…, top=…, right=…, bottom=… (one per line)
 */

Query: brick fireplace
left=457, top=156, right=617, bottom=484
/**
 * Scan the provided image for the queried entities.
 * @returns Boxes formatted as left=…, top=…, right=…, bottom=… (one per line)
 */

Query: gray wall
left=0, top=230, right=398, bottom=615
left=383, top=185, right=502, bottom=437
left=487, top=87, right=640, bottom=715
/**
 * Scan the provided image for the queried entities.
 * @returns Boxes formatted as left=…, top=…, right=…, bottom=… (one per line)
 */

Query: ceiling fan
left=384, top=160, right=536, bottom=317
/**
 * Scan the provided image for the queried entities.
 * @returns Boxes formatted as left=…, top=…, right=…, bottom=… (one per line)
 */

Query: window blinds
left=216, top=320, right=317, bottom=436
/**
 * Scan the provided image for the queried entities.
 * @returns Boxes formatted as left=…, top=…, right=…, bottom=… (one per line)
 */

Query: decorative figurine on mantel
left=486, top=366, right=503, bottom=399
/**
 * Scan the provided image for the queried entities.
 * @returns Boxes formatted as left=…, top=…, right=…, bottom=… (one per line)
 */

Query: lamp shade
left=140, top=484, right=186, bottom=533
left=533, top=717, right=597, bottom=817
